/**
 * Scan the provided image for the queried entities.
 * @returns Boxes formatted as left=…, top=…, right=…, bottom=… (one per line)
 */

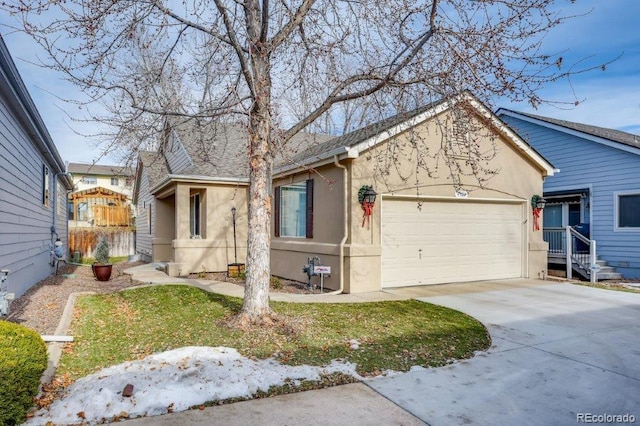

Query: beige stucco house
left=135, top=93, right=554, bottom=292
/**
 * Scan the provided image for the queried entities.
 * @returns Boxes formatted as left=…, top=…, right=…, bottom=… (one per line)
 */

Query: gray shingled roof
left=161, top=118, right=333, bottom=181
left=68, top=163, right=134, bottom=176
left=143, top=96, right=454, bottom=185
left=168, top=120, right=249, bottom=179
left=287, top=99, right=444, bottom=166
left=501, top=110, right=640, bottom=150
left=138, top=151, right=168, bottom=189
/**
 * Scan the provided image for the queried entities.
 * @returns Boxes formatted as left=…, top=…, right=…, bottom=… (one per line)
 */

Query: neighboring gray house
left=0, top=36, right=73, bottom=298
left=497, top=109, right=640, bottom=280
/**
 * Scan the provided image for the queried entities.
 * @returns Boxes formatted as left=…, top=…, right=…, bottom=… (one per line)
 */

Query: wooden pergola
left=69, top=187, right=132, bottom=227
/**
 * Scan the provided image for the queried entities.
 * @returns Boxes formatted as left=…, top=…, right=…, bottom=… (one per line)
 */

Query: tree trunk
left=241, top=118, right=273, bottom=321
left=239, top=22, right=273, bottom=322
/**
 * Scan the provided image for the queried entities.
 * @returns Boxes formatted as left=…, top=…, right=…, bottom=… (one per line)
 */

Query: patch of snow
left=349, top=339, right=359, bottom=350
left=27, top=346, right=363, bottom=425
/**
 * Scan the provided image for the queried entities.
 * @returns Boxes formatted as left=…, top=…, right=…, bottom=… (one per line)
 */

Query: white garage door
left=382, top=199, right=524, bottom=288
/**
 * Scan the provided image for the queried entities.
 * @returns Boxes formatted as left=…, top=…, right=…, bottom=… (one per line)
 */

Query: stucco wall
left=271, top=165, right=346, bottom=290
left=170, top=183, right=248, bottom=275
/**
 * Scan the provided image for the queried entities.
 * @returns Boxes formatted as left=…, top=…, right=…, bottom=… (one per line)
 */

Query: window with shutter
left=276, top=179, right=314, bottom=238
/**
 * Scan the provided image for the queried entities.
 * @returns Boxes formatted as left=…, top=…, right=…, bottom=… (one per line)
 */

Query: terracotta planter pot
left=92, top=264, right=113, bottom=281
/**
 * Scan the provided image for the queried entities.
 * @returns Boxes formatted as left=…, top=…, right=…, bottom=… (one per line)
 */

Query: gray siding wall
left=502, top=115, right=640, bottom=278
left=135, top=168, right=153, bottom=260
left=165, top=130, right=193, bottom=174
left=0, top=96, right=58, bottom=297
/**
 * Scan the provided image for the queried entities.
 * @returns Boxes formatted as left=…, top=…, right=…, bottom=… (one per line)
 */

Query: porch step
left=592, top=260, right=623, bottom=281
left=597, top=272, right=623, bottom=280
left=565, top=257, right=623, bottom=282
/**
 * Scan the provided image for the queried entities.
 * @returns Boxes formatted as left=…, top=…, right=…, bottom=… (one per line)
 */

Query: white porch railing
left=543, top=227, right=598, bottom=283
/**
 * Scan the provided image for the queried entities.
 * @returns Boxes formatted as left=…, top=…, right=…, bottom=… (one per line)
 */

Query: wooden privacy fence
left=92, top=205, right=132, bottom=227
left=69, top=228, right=136, bottom=260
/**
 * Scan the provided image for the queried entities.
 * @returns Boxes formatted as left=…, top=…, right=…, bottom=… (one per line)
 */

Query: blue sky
left=1, top=0, right=639, bottom=166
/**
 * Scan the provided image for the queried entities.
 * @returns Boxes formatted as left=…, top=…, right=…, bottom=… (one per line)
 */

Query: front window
left=275, top=179, right=313, bottom=238
left=617, top=192, right=640, bottom=229
left=190, top=193, right=201, bottom=237
left=82, top=176, right=97, bottom=185
left=111, top=177, right=119, bottom=186
left=280, top=182, right=307, bottom=237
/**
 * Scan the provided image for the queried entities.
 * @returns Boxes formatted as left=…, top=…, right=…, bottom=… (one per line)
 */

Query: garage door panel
left=382, top=199, right=523, bottom=288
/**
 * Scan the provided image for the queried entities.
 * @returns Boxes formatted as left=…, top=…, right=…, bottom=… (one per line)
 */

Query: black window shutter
left=306, top=179, right=314, bottom=238
left=274, top=186, right=281, bottom=237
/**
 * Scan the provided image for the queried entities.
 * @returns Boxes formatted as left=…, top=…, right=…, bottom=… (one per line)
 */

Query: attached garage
left=382, top=198, right=526, bottom=288
left=271, top=93, right=555, bottom=293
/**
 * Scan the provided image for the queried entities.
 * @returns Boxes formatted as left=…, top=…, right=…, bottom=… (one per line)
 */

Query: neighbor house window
left=190, top=193, right=201, bottom=237
left=68, top=201, right=74, bottom=220
left=42, top=165, right=50, bottom=206
left=274, top=180, right=313, bottom=238
left=111, top=177, right=119, bottom=186
left=616, top=192, right=640, bottom=229
left=82, top=176, right=97, bottom=185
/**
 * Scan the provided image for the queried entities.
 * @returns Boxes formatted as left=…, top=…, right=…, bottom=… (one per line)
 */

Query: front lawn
left=59, top=285, right=490, bottom=381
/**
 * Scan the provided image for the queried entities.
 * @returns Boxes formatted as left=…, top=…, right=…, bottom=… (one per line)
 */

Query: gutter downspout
left=326, top=155, right=348, bottom=295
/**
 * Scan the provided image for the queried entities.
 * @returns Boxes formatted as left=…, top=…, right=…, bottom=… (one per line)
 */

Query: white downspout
left=326, top=155, right=348, bottom=295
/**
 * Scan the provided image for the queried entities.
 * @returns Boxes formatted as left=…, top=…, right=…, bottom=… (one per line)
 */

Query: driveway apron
left=369, top=280, right=640, bottom=425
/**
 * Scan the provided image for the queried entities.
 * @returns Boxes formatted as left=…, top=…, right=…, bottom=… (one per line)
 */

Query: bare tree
left=2, top=0, right=608, bottom=325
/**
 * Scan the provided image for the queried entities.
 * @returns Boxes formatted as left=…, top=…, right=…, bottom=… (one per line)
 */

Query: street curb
left=40, top=291, right=94, bottom=390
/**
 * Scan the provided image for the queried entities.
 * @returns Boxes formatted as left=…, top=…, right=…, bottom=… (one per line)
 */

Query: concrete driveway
left=369, top=279, right=640, bottom=425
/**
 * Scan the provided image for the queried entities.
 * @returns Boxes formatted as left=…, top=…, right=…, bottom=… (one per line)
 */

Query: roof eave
left=496, top=109, right=640, bottom=159
left=0, top=37, right=68, bottom=176
left=149, top=174, right=249, bottom=195
left=273, top=146, right=355, bottom=177
left=276, top=93, right=556, bottom=178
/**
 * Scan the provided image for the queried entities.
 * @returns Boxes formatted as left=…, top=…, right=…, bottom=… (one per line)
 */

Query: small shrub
left=270, top=276, right=282, bottom=289
left=0, top=320, right=48, bottom=425
left=94, top=237, right=110, bottom=264
left=197, top=265, right=207, bottom=279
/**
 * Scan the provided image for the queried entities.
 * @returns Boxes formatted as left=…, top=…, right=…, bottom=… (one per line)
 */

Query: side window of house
left=274, top=179, right=313, bottom=238
left=111, top=177, right=119, bottom=186
left=42, top=165, right=50, bottom=206
left=617, top=192, right=640, bottom=229
left=190, top=193, right=201, bottom=238
left=146, top=201, right=152, bottom=234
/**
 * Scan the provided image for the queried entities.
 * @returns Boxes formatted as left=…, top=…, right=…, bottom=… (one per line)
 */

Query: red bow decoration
left=533, top=208, right=541, bottom=231
left=362, top=201, right=374, bottom=228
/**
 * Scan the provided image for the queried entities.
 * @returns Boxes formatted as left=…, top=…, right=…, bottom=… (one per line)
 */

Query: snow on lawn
left=26, top=346, right=364, bottom=425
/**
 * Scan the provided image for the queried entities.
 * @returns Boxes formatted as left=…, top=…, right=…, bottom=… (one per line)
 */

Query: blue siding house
left=497, top=109, right=640, bottom=279
left=0, top=36, right=73, bottom=299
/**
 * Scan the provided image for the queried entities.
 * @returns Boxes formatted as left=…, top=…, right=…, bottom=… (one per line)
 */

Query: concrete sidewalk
left=123, top=262, right=410, bottom=303
left=121, top=383, right=425, bottom=425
